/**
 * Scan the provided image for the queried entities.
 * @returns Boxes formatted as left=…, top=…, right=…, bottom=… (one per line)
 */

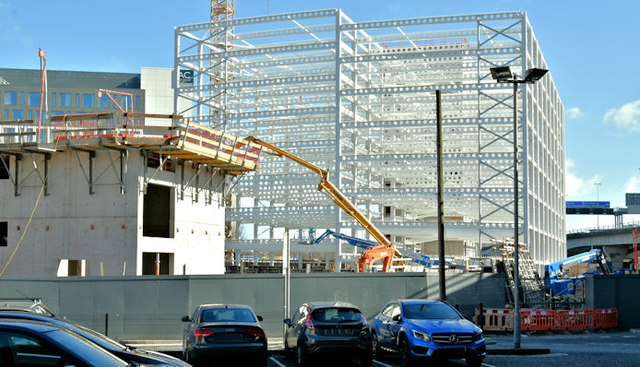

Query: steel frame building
left=174, top=9, right=565, bottom=269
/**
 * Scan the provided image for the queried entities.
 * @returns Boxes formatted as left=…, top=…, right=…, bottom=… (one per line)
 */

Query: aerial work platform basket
left=0, top=112, right=262, bottom=176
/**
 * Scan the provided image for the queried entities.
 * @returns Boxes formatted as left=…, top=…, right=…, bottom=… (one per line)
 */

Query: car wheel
left=285, top=339, right=294, bottom=360
left=371, top=331, right=384, bottom=359
left=185, top=351, right=199, bottom=367
left=399, top=337, right=413, bottom=367
left=466, top=356, right=483, bottom=367
left=296, top=344, right=308, bottom=367
left=360, top=352, right=373, bottom=367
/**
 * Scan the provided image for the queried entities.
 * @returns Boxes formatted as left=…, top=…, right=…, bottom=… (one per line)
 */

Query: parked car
left=370, top=299, right=485, bottom=367
left=284, top=301, right=372, bottom=367
left=181, top=304, right=267, bottom=367
left=0, top=309, right=191, bottom=367
left=0, top=298, right=54, bottom=315
left=0, top=318, right=130, bottom=366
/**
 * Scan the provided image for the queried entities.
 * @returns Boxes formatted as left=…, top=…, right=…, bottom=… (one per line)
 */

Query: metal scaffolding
left=175, top=10, right=565, bottom=266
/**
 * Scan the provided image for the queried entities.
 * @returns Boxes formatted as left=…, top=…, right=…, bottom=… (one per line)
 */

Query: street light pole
left=594, top=182, right=602, bottom=229
left=490, top=66, right=548, bottom=350
left=511, top=78, right=521, bottom=349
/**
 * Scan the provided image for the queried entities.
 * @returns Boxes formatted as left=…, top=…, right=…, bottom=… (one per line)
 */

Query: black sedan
left=284, top=301, right=372, bottom=367
left=0, top=318, right=130, bottom=366
left=181, top=304, right=267, bottom=367
left=0, top=310, right=190, bottom=367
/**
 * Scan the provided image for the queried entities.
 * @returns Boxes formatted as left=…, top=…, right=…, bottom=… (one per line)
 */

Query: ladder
left=492, top=239, right=547, bottom=309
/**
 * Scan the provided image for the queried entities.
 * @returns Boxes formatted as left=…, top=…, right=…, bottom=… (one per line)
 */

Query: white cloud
left=566, top=107, right=585, bottom=120
left=565, top=159, right=602, bottom=198
left=625, top=173, right=640, bottom=194
left=604, top=99, right=640, bottom=131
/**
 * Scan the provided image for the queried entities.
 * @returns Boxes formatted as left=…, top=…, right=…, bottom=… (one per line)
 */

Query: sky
left=1, top=0, right=638, bottom=231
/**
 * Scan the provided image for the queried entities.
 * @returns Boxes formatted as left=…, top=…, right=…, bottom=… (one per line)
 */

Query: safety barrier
left=555, top=310, right=594, bottom=330
left=473, top=308, right=513, bottom=331
left=595, top=308, right=618, bottom=329
left=475, top=308, right=617, bottom=332
left=520, top=310, right=555, bottom=331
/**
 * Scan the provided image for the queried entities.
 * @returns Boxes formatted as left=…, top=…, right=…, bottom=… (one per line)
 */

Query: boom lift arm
left=246, top=136, right=401, bottom=272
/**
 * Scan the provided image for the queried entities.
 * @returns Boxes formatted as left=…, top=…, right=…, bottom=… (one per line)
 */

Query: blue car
left=370, top=300, right=485, bottom=367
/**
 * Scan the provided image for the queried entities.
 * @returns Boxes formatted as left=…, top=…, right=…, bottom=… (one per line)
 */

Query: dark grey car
left=284, top=301, right=372, bottom=367
left=181, top=304, right=267, bottom=367
left=0, top=318, right=130, bottom=367
left=0, top=300, right=190, bottom=367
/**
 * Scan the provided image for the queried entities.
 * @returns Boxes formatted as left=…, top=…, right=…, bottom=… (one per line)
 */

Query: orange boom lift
left=246, top=136, right=403, bottom=272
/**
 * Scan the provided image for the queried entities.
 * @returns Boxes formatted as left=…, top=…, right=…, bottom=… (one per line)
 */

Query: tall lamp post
left=594, top=182, right=602, bottom=229
left=490, top=66, right=548, bottom=349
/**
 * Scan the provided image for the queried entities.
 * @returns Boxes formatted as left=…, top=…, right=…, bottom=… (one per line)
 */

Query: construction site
left=174, top=8, right=565, bottom=272
left=2, top=4, right=640, bottom=364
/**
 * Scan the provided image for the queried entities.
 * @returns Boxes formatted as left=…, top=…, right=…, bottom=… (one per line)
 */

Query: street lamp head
left=524, top=68, right=548, bottom=82
left=490, top=66, right=513, bottom=82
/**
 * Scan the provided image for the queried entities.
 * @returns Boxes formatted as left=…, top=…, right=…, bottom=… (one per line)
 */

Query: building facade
left=0, top=68, right=237, bottom=276
left=175, top=10, right=566, bottom=269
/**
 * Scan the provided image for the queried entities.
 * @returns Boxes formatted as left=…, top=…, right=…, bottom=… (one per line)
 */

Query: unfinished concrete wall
left=0, top=148, right=227, bottom=276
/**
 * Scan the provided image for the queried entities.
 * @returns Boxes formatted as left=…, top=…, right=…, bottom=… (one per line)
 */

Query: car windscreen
left=402, top=303, right=462, bottom=320
left=44, top=328, right=128, bottom=366
left=311, top=308, right=363, bottom=322
left=200, top=308, right=257, bottom=323
left=71, top=322, right=127, bottom=351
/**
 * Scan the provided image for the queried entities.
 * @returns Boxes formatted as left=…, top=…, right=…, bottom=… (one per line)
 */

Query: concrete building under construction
left=0, top=68, right=260, bottom=276
left=174, top=9, right=565, bottom=270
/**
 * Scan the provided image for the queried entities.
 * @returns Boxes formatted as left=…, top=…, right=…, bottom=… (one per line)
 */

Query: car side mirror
left=257, top=315, right=264, bottom=322
left=283, top=318, right=292, bottom=327
left=181, top=315, right=191, bottom=322
left=392, top=314, right=402, bottom=322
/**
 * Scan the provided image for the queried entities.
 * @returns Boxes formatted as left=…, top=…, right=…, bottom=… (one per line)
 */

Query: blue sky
left=1, top=0, right=638, bottom=230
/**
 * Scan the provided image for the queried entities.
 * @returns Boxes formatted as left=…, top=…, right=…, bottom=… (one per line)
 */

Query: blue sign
left=566, top=201, right=610, bottom=209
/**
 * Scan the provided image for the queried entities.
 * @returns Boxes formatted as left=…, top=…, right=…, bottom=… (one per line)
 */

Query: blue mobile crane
left=544, top=249, right=611, bottom=297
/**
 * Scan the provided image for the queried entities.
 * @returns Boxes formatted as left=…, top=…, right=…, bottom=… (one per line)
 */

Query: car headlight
left=474, top=330, right=484, bottom=341
left=411, top=329, right=431, bottom=342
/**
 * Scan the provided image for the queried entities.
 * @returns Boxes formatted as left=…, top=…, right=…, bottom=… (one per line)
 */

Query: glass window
left=83, top=94, right=94, bottom=108
left=4, top=110, right=9, bottom=119
left=60, top=93, right=71, bottom=107
left=200, top=308, right=257, bottom=323
left=99, top=94, right=110, bottom=108
left=28, top=92, right=40, bottom=106
left=12, top=110, right=24, bottom=120
left=382, top=303, right=395, bottom=318
left=390, top=305, right=402, bottom=320
left=402, top=303, right=462, bottom=320
left=52, top=92, right=57, bottom=106
left=52, top=111, right=63, bottom=116
left=28, top=110, right=33, bottom=119
left=20, top=92, right=24, bottom=105
left=136, top=95, right=140, bottom=110
left=75, top=93, right=80, bottom=107
left=312, top=307, right=363, bottom=322
left=7, top=333, right=73, bottom=366
left=4, top=91, right=17, bottom=105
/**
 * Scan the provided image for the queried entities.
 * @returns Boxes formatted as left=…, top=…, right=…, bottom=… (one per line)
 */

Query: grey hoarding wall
left=0, top=272, right=505, bottom=342
left=585, top=274, right=640, bottom=329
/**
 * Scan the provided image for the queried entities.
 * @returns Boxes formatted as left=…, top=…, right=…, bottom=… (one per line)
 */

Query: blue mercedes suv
left=370, top=300, right=485, bottom=367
